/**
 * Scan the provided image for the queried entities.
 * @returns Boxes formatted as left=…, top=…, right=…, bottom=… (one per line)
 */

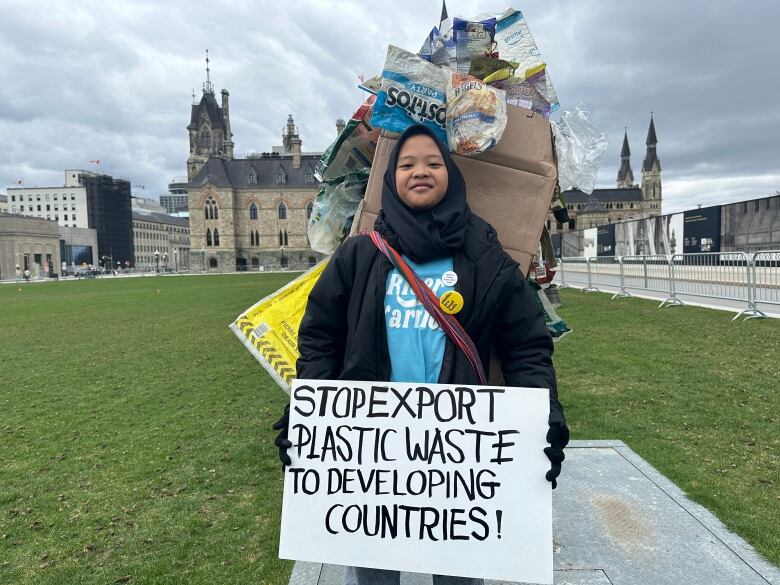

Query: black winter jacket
left=296, top=215, right=565, bottom=426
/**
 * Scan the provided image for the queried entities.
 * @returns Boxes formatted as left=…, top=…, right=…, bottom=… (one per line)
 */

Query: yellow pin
left=439, top=290, right=464, bottom=315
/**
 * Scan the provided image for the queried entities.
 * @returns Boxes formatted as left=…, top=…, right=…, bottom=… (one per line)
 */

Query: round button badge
left=441, top=270, right=458, bottom=286
left=439, top=290, right=464, bottom=315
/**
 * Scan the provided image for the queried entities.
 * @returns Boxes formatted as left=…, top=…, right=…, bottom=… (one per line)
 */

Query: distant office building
left=161, top=178, right=189, bottom=215
left=69, top=170, right=133, bottom=266
left=132, top=196, right=167, bottom=213
left=0, top=194, right=7, bottom=213
left=132, top=210, right=190, bottom=271
left=7, top=176, right=90, bottom=229
left=8, top=170, right=133, bottom=266
left=59, top=226, right=99, bottom=274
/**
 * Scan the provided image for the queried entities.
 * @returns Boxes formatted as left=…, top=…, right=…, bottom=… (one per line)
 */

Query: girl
left=274, top=124, right=568, bottom=584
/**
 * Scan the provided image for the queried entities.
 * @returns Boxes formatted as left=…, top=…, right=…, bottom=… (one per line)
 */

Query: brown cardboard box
left=356, top=104, right=557, bottom=275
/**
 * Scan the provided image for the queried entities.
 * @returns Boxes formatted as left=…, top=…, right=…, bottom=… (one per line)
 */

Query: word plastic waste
left=372, top=45, right=449, bottom=144
left=446, top=72, right=507, bottom=156
left=551, top=104, right=609, bottom=195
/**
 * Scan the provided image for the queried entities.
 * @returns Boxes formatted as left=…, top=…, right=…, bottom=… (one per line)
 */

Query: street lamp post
left=202, top=248, right=206, bottom=273
left=163, top=253, right=168, bottom=274
left=154, top=249, right=160, bottom=274
left=174, top=249, right=178, bottom=272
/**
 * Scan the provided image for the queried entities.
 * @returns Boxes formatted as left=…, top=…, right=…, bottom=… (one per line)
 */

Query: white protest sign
left=279, top=380, right=553, bottom=584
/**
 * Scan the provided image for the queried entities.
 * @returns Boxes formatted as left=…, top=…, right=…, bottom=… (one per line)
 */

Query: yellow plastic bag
left=230, top=260, right=328, bottom=393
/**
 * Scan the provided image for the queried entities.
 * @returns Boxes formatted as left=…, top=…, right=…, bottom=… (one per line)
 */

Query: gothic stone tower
left=641, top=115, right=662, bottom=214
left=186, top=51, right=234, bottom=182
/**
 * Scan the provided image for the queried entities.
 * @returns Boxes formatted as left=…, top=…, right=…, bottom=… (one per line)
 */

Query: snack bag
left=452, top=17, right=496, bottom=73
left=372, top=45, right=448, bottom=143
left=446, top=72, right=507, bottom=156
left=492, top=65, right=554, bottom=117
left=492, top=8, right=559, bottom=112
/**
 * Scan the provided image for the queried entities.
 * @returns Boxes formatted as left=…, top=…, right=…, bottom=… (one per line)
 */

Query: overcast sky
left=1, top=0, right=778, bottom=214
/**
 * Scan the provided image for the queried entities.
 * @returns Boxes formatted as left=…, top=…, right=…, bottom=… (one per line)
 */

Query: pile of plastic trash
left=308, top=5, right=608, bottom=270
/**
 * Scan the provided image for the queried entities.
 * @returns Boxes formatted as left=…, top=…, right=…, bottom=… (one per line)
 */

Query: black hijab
left=377, top=124, right=472, bottom=263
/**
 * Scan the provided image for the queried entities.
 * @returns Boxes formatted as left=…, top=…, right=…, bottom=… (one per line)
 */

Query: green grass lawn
left=0, top=276, right=777, bottom=584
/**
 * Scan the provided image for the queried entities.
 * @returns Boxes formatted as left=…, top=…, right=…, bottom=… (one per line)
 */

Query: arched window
left=250, top=231, right=255, bottom=246
left=308, top=256, right=317, bottom=267
left=255, top=230, right=260, bottom=246
left=283, top=230, right=289, bottom=246
left=214, top=228, right=220, bottom=247
left=306, top=201, right=314, bottom=218
left=276, top=170, right=286, bottom=185
left=278, top=203, right=287, bottom=220
left=546, top=219, right=551, bottom=230
left=200, top=129, right=211, bottom=148
left=206, top=228, right=213, bottom=247
left=209, top=257, right=218, bottom=268
left=205, top=197, right=218, bottom=220
left=280, top=257, right=289, bottom=268
left=568, top=219, right=576, bottom=230
left=252, top=258, right=260, bottom=269
left=279, top=230, right=283, bottom=246
left=249, top=202, right=258, bottom=220
left=248, top=169, right=257, bottom=185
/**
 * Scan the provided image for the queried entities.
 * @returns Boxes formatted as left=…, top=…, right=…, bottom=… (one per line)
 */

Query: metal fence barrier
left=555, top=250, right=780, bottom=319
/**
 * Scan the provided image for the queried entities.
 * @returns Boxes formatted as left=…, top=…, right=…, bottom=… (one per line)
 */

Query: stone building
left=0, top=213, right=61, bottom=279
left=132, top=210, right=190, bottom=271
left=548, top=115, right=662, bottom=233
left=186, top=64, right=327, bottom=272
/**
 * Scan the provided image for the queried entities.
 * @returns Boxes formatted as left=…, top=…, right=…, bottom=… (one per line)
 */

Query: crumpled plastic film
left=308, top=170, right=370, bottom=255
left=552, top=104, right=609, bottom=194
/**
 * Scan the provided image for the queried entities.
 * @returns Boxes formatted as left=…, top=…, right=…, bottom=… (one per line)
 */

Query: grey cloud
left=0, top=0, right=777, bottom=213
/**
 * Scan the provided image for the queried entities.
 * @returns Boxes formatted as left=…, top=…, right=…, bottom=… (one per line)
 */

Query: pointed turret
left=643, top=114, right=660, bottom=172
left=641, top=113, right=662, bottom=212
left=440, top=0, right=449, bottom=23
left=616, top=129, right=634, bottom=188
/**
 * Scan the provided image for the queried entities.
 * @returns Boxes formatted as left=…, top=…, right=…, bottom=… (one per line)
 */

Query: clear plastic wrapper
left=372, top=45, right=449, bottom=143
left=308, top=170, right=370, bottom=255
left=446, top=72, right=507, bottom=156
left=552, top=104, right=609, bottom=195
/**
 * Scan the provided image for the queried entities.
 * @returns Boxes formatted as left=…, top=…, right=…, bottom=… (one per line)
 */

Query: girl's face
left=394, top=134, right=449, bottom=210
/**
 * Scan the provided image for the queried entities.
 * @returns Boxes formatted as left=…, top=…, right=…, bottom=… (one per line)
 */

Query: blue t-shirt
left=384, top=256, right=454, bottom=383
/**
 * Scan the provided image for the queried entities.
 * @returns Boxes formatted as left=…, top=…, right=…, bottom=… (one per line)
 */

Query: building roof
left=646, top=116, right=657, bottom=145
left=620, top=130, right=631, bottom=157
left=643, top=115, right=661, bottom=172
left=189, top=91, right=224, bottom=130
left=190, top=155, right=320, bottom=190
left=564, top=187, right=643, bottom=203
left=579, top=199, right=608, bottom=214
left=132, top=209, right=189, bottom=228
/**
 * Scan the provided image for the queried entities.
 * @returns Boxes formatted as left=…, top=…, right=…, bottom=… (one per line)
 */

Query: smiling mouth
left=411, top=183, right=433, bottom=191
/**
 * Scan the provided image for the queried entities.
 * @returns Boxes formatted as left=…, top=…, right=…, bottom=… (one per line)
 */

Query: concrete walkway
left=289, top=440, right=779, bottom=585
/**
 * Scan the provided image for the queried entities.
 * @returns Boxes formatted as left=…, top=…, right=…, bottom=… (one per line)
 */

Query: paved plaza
left=289, top=441, right=780, bottom=585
